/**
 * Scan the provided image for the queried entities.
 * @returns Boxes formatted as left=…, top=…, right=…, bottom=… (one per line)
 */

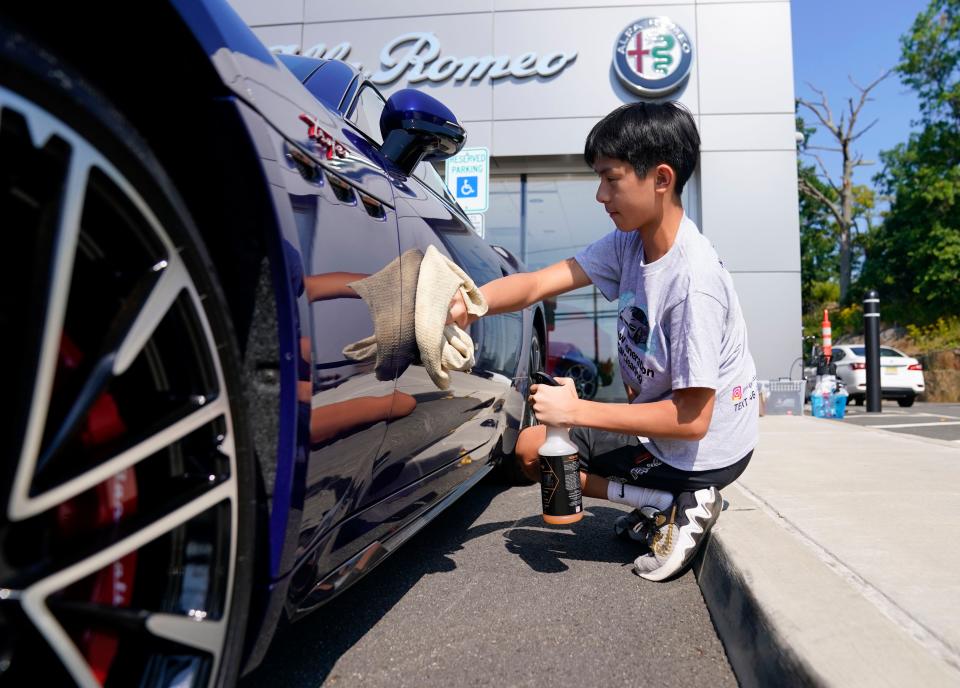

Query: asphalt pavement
left=242, top=482, right=735, bottom=688
left=838, top=401, right=960, bottom=443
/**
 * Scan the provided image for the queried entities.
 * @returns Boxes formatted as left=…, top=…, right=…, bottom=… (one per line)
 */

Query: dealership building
left=230, top=0, right=801, bottom=396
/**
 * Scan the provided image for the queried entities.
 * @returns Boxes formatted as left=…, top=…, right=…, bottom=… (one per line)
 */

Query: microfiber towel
left=342, top=248, right=424, bottom=381
left=415, top=244, right=488, bottom=389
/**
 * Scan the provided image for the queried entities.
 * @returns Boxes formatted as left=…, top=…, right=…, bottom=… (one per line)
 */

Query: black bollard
left=864, top=290, right=882, bottom=412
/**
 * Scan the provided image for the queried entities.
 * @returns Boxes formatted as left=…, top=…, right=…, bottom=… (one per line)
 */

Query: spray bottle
left=532, top=372, right=583, bottom=525
left=813, top=310, right=836, bottom=417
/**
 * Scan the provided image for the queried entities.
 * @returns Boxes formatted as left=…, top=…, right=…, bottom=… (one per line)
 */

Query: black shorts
left=569, top=426, right=752, bottom=494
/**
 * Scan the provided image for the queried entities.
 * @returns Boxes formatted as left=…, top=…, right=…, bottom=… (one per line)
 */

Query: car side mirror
left=380, top=89, right=466, bottom=175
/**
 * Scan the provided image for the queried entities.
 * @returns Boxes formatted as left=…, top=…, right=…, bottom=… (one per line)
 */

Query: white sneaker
left=633, top=487, right=722, bottom=581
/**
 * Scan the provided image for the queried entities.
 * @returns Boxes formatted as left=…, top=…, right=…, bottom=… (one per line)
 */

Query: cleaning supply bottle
left=532, top=372, right=583, bottom=525
left=834, top=385, right=849, bottom=419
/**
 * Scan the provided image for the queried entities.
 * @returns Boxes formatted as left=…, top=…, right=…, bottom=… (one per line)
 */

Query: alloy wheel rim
left=1, top=84, right=238, bottom=686
left=564, top=363, right=597, bottom=400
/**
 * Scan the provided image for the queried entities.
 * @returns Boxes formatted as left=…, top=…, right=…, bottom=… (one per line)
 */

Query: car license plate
left=884, top=366, right=898, bottom=375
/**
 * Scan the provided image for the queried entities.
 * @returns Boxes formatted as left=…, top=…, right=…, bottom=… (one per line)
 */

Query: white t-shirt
left=575, top=215, right=758, bottom=471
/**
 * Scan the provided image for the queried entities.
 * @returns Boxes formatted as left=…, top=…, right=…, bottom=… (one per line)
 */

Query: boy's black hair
left=584, top=101, right=700, bottom=196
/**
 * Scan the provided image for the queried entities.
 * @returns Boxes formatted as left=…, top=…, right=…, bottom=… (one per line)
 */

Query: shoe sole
left=637, top=487, right=721, bottom=582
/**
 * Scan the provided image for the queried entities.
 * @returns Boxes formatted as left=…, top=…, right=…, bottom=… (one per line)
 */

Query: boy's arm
left=575, top=388, right=716, bottom=440
left=530, top=381, right=715, bottom=441
left=448, top=257, right=591, bottom=327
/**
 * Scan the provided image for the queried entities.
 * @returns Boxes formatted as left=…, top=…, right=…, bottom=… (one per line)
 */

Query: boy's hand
left=529, top=377, right=580, bottom=427
left=446, top=289, right=471, bottom=328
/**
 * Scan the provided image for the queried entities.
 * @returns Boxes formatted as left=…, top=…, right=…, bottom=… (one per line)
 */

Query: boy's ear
left=654, top=164, right=675, bottom=194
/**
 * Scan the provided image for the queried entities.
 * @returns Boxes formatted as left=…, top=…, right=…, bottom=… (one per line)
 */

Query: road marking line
left=862, top=421, right=960, bottom=429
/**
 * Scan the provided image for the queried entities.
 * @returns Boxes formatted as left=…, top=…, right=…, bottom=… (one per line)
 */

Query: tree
left=795, top=116, right=878, bottom=312
left=899, top=0, right=960, bottom=126
left=860, top=0, right=960, bottom=322
left=796, top=118, right=839, bottom=312
left=797, top=73, right=889, bottom=303
left=863, top=122, right=960, bottom=321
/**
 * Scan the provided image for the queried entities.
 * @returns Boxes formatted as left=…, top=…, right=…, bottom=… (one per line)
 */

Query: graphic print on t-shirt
left=618, top=305, right=650, bottom=350
left=616, top=295, right=658, bottom=391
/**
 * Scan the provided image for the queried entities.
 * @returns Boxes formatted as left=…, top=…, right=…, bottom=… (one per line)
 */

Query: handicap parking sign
left=457, top=176, right=478, bottom=198
left=444, top=148, right=489, bottom=213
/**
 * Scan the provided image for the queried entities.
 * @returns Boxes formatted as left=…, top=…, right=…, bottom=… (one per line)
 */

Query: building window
left=486, top=176, right=522, bottom=259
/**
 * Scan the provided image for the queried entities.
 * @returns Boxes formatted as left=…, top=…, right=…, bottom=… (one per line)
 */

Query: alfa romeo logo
left=613, top=17, right=693, bottom=97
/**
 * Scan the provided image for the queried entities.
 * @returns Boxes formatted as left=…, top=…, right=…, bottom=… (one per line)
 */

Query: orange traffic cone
left=821, top=309, right=832, bottom=360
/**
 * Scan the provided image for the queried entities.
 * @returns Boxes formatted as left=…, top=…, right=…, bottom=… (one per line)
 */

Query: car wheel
left=1, top=28, right=256, bottom=687
left=556, top=361, right=598, bottom=400
left=897, top=396, right=916, bottom=408
left=854, top=396, right=864, bottom=406
left=489, top=332, right=542, bottom=485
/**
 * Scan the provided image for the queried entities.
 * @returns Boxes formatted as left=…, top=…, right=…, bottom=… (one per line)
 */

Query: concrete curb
left=693, top=484, right=960, bottom=688
left=693, top=528, right=819, bottom=687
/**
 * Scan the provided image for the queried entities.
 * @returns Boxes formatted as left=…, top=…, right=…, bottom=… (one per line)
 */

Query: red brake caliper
left=54, top=335, right=138, bottom=685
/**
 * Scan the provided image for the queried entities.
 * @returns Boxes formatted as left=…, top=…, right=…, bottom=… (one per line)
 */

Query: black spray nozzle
left=532, top=371, right=561, bottom=387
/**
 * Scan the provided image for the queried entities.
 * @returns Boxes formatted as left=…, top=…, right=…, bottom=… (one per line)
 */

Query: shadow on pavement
left=501, top=507, right=642, bottom=573
left=240, top=482, right=509, bottom=688
left=240, top=488, right=647, bottom=687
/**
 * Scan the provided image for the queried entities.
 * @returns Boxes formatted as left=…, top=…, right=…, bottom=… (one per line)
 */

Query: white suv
left=830, top=344, right=926, bottom=407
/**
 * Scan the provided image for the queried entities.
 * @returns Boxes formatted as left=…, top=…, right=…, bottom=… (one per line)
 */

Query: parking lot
left=242, top=483, right=735, bottom=688
left=838, top=401, right=960, bottom=443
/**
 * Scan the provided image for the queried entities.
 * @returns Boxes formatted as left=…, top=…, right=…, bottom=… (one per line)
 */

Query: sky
left=791, top=0, right=929, bottom=187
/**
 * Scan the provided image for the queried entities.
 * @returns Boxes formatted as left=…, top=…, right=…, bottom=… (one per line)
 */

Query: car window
left=848, top=346, right=903, bottom=358
left=832, top=349, right=845, bottom=361
left=415, top=162, right=460, bottom=208
left=304, top=59, right=358, bottom=112
left=276, top=53, right=324, bottom=82
left=437, top=228, right=502, bottom=286
left=347, top=84, right=386, bottom=145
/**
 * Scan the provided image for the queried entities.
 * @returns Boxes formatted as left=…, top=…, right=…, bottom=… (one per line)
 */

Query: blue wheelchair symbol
left=457, top=176, right=478, bottom=198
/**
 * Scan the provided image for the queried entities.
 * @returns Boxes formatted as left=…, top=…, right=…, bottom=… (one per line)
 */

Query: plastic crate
left=763, top=379, right=805, bottom=416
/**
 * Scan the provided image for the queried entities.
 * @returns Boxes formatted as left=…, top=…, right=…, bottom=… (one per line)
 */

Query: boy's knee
left=516, top=425, right=546, bottom=482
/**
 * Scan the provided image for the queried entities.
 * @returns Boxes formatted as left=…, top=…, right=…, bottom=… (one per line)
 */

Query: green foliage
left=899, top=0, right=960, bottom=125
left=862, top=123, right=960, bottom=321
left=798, top=161, right=839, bottom=312
left=796, top=114, right=878, bottom=312
left=906, top=316, right=960, bottom=350
left=796, top=116, right=840, bottom=312
left=802, top=304, right=864, bottom=339
left=809, top=280, right=840, bottom=305
left=859, top=0, right=960, bottom=324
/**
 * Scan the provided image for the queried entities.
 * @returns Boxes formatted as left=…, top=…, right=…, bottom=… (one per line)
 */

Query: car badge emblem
left=613, top=17, right=693, bottom=97
left=299, top=113, right=347, bottom=159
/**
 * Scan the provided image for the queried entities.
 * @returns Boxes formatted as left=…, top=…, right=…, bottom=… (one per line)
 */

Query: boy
left=449, top=102, right=758, bottom=581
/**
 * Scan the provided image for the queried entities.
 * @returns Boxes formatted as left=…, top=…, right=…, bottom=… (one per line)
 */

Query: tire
left=897, top=396, right=916, bottom=408
left=855, top=396, right=864, bottom=406
left=555, top=361, right=598, bottom=400
left=1, top=27, right=256, bottom=687
left=489, top=332, right=542, bottom=485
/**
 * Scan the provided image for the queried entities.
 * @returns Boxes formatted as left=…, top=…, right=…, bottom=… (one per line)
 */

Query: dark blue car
left=0, top=3, right=544, bottom=685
